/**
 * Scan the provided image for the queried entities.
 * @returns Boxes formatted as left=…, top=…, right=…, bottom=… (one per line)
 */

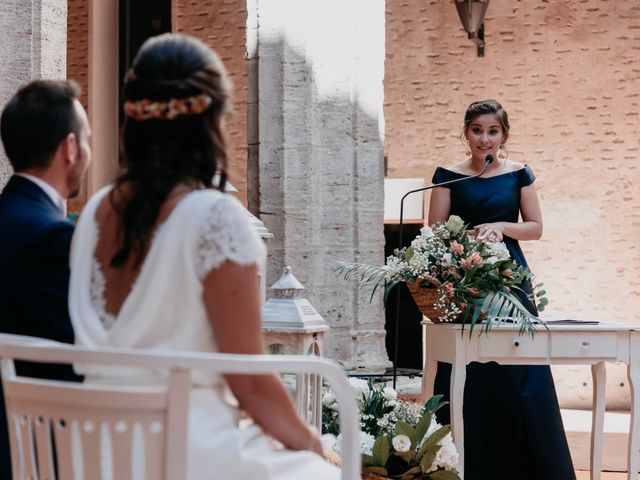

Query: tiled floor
left=575, top=472, right=632, bottom=479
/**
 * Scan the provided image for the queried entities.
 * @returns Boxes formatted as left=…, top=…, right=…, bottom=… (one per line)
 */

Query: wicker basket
left=405, top=282, right=444, bottom=322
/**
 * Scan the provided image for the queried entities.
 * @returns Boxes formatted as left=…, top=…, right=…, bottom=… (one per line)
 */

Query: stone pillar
left=254, top=0, right=389, bottom=370
left=0, top=0, right=67, bottom=187
left=86, top=0, right=119, bottom=195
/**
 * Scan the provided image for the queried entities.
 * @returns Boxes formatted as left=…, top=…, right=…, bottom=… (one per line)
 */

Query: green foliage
left=323, top=385, right=461, bottom=479
left=373, top=435, right=391, bottom=466
left=334, top=215, right=549, bottom=336
left=359, top=395, right=461, bottom=480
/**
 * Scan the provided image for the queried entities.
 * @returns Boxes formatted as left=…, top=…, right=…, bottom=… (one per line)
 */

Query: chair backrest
left=0, top=335, right=361, bottom=480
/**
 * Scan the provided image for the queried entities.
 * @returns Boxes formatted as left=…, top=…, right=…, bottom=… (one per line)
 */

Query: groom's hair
left=0, top=80, right=82, bottom=171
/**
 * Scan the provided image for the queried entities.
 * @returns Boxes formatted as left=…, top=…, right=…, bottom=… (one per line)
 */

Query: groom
left=0, top=79, right=91, bottom=477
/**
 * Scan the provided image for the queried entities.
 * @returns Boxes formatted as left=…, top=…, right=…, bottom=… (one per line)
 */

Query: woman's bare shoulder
left=442, top=160, right=471, bottom=175
left=504, top=159, right=526, bottom=172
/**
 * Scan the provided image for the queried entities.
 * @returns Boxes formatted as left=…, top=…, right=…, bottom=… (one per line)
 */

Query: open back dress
left=69, top=186, right=340, bottom=480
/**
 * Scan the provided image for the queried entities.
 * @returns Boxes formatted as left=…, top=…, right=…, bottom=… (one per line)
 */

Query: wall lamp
left=454, top=0, right=490, bottom=57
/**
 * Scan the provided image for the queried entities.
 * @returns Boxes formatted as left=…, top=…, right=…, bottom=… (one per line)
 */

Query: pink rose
left=444, top=283, right=455, bottom=298
left=469, top=252, right=484, bottom=267
left=501, top=269, right=513, bottom=277
left=450, top=241, right=464, bottom=255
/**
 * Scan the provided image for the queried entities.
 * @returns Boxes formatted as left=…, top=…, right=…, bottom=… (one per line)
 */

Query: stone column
left=254, top=0, right=389, bottom=370
left=87, top=0, right=119, bottom=194
left=0, top=0, right=67, bottom=187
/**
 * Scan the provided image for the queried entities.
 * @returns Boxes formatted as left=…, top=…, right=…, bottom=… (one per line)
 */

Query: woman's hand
left=473, top=222, right=505, bottom=242
left=305, top=425, right=324, bottom=456
left=204, top=261, right=328, bottom=458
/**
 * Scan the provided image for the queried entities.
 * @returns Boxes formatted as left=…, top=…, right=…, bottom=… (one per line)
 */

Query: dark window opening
left=118, top=0, right=172, bottom=127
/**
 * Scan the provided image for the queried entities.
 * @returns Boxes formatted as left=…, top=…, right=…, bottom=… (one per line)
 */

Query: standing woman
left=68, top=34, right=339, bottom=480
left=428, top=99, right=575, bottom=479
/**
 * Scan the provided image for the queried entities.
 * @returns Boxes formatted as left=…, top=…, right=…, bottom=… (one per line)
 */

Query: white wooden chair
left=0, top=334, right=360, bottom=480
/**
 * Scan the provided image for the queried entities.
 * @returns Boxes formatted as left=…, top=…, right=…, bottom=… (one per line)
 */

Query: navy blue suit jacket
left=0, top=175, right=82, bottom=477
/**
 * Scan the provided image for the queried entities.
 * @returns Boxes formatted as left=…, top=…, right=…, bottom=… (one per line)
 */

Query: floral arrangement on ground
left=335, top=215, right=547, bottom=335
left=322, top=378, right=461, bottom=480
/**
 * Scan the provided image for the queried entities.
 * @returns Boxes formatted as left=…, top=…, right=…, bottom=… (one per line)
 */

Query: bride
left=68, top=33, right=339, bottom=479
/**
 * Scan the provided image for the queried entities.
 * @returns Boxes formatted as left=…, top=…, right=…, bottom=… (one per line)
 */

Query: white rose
left=382, top=386, right=397, bottom=402
left=360, top=432, right=376, bottom=456
left=349, top=378, right=371, bottom=403
left=391, top=434, right=412, bottom=453
left=428, top=432, right=459, bottom=472
left=445, top=215, right=465, bottom=235
left=322, top=392, right=336, bottom=406
left=420, top=226, right=435, bottom=238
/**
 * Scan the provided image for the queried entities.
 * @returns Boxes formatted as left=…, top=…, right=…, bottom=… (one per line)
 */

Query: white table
left=420, top=321, right=640, bottom=480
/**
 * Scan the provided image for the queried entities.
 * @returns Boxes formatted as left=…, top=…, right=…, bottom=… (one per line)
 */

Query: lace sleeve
left=194, top=194, right=266, bottom=280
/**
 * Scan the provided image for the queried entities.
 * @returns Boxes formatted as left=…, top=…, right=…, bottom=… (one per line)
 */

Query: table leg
left=590, top=362, right=606, bottom=480
left=450, top=357, right=466, bottom=478
left=420, top=322, right=434, bottom=403
left=628, top=336, right=640, bottom=480
left=420, top=358, right=437, bottom=404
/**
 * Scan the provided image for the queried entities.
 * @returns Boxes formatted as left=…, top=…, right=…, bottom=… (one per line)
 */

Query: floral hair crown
left=123, top=93, right=213, bottom=121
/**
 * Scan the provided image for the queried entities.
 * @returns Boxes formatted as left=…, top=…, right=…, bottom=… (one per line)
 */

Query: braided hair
left=110, top=33, right=231, bottom=267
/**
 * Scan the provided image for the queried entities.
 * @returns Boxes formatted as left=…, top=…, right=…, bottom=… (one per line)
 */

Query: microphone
left=397, top=153, right=493, bottom=247
left=390, top=153, right=494, bottom=388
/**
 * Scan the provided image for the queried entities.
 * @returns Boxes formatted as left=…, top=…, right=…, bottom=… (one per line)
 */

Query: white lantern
left=262, top=266, right=329, bottom=428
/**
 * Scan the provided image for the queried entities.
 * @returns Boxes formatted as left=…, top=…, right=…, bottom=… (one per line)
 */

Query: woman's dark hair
left=462, top=99, right=510, bottom=144
left=0, top=80, right=81, bottom=171
left=111, top=33, right=231, bottom=267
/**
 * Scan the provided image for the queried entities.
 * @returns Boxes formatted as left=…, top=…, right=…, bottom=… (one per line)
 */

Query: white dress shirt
left=14, top=173, right=67, bottom=216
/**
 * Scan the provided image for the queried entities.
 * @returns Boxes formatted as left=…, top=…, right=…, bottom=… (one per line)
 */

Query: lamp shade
left=455, top=0, right=489, bottom=35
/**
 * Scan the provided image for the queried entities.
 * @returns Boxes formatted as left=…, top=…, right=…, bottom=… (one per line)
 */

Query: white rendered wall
left=255, top=0, right=389, bottom=370
left=0, top=0, right=67, bottom=187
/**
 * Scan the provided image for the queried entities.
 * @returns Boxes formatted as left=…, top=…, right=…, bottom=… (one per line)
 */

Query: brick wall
left=67, top=0, right=88, bottom=108
left=385, top=0, right=640, bottom=324
left=385, top=0, right=640, bottom=407
left=65, top=0, right=248, bottom=205
left=174, top=0, right=249, bottom=203
left=66, top=0, right=88, bottom=212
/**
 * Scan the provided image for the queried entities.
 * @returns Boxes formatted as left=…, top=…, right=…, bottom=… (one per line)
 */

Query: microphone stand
left=391, top=156, right=493, bottom=389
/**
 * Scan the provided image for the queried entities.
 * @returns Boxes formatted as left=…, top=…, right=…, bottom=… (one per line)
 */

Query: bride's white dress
left=69, top=186, right=340, bottom=480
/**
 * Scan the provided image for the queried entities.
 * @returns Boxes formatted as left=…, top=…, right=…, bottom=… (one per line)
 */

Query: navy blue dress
left=431, top=166, right=575, bottom=480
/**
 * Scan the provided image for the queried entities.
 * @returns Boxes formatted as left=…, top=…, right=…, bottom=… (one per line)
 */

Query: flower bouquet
left=335, top=215, right=547, bottom=335
left=322, top=379, right=460, bottom=480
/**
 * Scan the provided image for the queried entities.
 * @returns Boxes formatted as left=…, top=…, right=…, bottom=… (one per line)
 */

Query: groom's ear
left=59, top=132, right=79, bottom=166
